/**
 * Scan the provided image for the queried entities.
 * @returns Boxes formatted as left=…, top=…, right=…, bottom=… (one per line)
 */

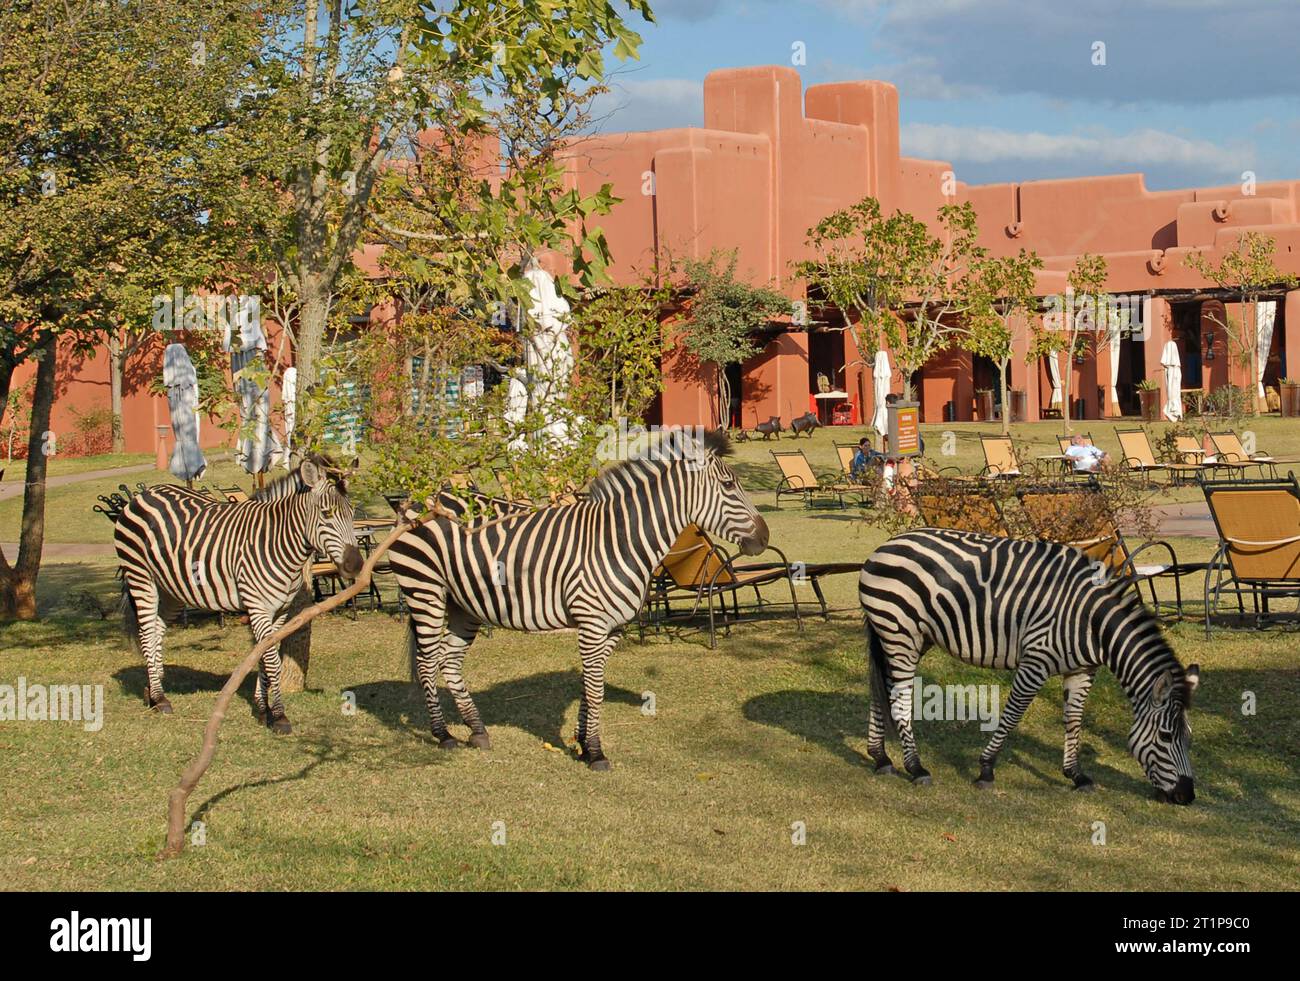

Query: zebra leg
left=575, top=628, right=619, bottom=771
left=886, top=676, right=931, bottom=784
left=975, top=660, right=1050, bottom=787
left=441, top=605, right=488, bottom=749
left=1062, top=668, right=1098, bottom=791
left=407, top=590, right=459, bottom=750
left=249, top=609, right=292, bottom=734
left=127, top=580, right=172, bottom=714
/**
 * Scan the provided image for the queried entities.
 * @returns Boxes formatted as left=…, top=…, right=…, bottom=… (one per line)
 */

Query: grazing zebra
left=114, top=457, right=362, bottom=732
left=387, top=429, right=767, bottom=769
left=860, top=529, right=1200, bottom=803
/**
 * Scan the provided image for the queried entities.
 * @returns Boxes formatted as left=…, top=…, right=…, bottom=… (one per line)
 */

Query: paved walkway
left=1148, top=501, right=1215, bottom=538
left=0, top=462, right=157, bottom=502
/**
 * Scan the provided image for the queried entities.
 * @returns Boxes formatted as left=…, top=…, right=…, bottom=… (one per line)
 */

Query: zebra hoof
left=1072, top=776, right=1096, bottom=793
left=437, top=735, right=461, bottom=750
left=587, top=757, right=611, bottom=772
left=872, top=761, right=896, bottom=776
left=270, top=717, right=292, bottom=735
left=150, top=697, right=173, bottom=715
left=973, top=778, right=995, bottom=790
left=467, top=732, right=491, bottom=750
left=909, top=770, right=932, bottom=786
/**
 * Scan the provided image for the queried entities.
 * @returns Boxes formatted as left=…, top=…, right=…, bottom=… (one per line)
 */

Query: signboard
left=887, top=401, right=921, bottom=457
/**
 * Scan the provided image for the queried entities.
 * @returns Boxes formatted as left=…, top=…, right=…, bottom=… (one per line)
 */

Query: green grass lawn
left=2, top=423, right=1298, bottom=889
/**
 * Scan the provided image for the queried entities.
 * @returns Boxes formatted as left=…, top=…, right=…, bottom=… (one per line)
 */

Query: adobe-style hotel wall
left=563, top=65, right=1300, bottom=427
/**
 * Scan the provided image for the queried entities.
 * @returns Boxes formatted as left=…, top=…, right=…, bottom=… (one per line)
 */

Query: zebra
left=860, top=528, right=1200, bottom=803
left=114, top=456, right=362, bottom=732
left=387, top=429, right=768, bottom=769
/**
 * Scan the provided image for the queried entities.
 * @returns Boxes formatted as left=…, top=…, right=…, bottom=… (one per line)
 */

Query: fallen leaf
left=941, top=832, right=957, bottom=843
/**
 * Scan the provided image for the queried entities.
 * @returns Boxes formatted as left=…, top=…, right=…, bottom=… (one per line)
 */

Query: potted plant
left=1281, top=378, right=1300, bottom=418
left=1137, top=378, right=1161, bottom=422
left=1009, top=389, right=1027, bottom=423
left=975, top=388, right=994, bottom=422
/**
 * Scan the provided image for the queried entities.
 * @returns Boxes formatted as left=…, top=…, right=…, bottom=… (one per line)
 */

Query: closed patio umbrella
left=1257, top=300, right=1277, bottom=399
left=1046, top=352, right=1063, bottom=409
left=163, top=343, right=206, bottom=482
left=871, top=350, right=891, bottom=435
left=1161, top=339, right=1183, bottom=422
left=279, top=366, right=297, bottom=468
left=226, top=296, right=274, bottom=475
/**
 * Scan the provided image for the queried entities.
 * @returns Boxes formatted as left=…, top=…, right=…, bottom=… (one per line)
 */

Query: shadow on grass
left=112, top=665, right=262, bottom=717
left=740, top=687, right=1145, bottom=796
left=347, top=668, right=643, bottom=749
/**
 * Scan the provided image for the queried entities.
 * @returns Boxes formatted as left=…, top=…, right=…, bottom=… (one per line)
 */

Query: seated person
left=1064, top=434, right=1110, bottom=472
left=851, top=437, right=885, bottom=477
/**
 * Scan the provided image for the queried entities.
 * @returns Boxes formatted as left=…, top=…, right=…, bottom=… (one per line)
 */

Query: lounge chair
left=1202, top=475, right=1300, bottom=634
left=771, top=449, right=848, bottom=508
left=1208, top=430, right=1300, bottom=481
left=642, top=523, right=803, bottom=648
left=978, top=435, right=1021, bottom=478
left=1115, top=428, right=1178, bottom=486
left=1017, top=479, right=1207, bottom=618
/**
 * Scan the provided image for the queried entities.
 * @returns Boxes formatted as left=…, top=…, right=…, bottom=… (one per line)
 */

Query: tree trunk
left=277, top=583, right=314, bottom=693
left=0, top=334, right=56, bottom=621
left=108, top=330, right=125, bottom=453
left=295, top=282, right=330, bottom=392
left=999, top=357, right=1011, bottom=435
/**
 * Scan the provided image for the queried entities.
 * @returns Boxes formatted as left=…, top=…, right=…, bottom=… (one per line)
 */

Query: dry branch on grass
left=158, top=499, right=524, bottom=860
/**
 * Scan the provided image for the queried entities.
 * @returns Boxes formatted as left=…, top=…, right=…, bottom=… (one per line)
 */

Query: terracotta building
left=16, top=64, right=1300, bottom=456
left=561, top=65, right=1300, bottom=428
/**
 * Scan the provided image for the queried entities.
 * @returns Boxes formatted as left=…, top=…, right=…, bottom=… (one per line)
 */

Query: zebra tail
left=121, top=585, right=142, bottom=655
left=865, top=616, right=897, bottom=738
left=407, top=617, right=420, bottom=684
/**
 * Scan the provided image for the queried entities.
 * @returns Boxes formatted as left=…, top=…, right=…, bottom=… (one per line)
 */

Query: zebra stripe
left=114, top=458, right=362, bottom=731
left=860, top=528, right=1199, bottom=803
left=388, top=430, right=768, bottom=768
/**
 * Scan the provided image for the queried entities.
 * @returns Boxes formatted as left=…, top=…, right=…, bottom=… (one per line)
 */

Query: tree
left=570, top=276, right=673, bottom=425
left=677, top=251, right=790, bottom=428
left=964, top=249, right=1044, bottom=433
left=240, top=0, right=655, bottom=404
left=1184, top=233, right=1298, bottom=415
left=1031, top=253, right=1125, bottom=434
left=0, top=0, right=264, bottom=619
left=798, top=198, right=984, bottom=402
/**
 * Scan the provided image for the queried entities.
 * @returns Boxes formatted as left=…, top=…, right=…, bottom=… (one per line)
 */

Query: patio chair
left=978, top=434, right=1021, bottom=478
left=915, top=480, right=1011, bottom=536
left=1056, top=432, right=1094, bottom=454
left=642, top=523, right=804, bottom=648
left=1209, top=430, right=1300, bottom=481
left=1202, top=475, right=1300, bottom=635
left=1017, top=479, right=1207, bottom=618
left=771, top=449, right=848, bottom=508
left=1115, top=428, right=1179, bottom=486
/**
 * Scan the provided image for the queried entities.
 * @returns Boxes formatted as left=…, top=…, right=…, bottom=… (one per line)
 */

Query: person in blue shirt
left=851, top=437, right=885, bottom=477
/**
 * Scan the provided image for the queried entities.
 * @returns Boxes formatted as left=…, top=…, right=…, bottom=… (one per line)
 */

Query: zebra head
left=1129, top=663, right=1200, bottom=804
left=686, top=429, right=769, bottom=556
left=300, top=457, right=363, bottom=579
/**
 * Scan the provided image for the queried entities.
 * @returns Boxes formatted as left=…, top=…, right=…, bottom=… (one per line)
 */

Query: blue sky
left=589, top=0, right=1298, bottom=190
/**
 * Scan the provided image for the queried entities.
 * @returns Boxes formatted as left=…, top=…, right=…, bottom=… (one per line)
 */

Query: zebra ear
left=300, top=459, right=324, bottom=490
left=1151, top=669, right=1175, bottom=708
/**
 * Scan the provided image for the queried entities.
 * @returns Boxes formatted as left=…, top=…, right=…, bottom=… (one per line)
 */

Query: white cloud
left=588, top=77, right=705, bottom=134
left=901, top=122, right=1249, bottom=173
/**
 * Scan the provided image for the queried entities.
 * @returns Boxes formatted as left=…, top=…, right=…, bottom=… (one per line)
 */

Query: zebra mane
left=587, top=427, right=726, bottom=504
left=251, top=454, right=347, bottom=501
left=1096, top=578, right=1189, bottom=704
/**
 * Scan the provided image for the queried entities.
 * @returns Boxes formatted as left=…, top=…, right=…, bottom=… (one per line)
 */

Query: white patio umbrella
left=1107, top=323, right=1122, bottom=410
left=226, top=295, right=274, bottom=475
left=1161, top=339, right=1183, bottom=422
left=521, top=262, right=573, bottom=446
left=163, top=343, right=206, bottom=482
left=871, top=350, right=891, bottom=435
left=279, top=365, right=297, bottom=469
left=1257, top=300, right=1277, bottom=399
left=1046, top=352, right=1063, bottom=409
